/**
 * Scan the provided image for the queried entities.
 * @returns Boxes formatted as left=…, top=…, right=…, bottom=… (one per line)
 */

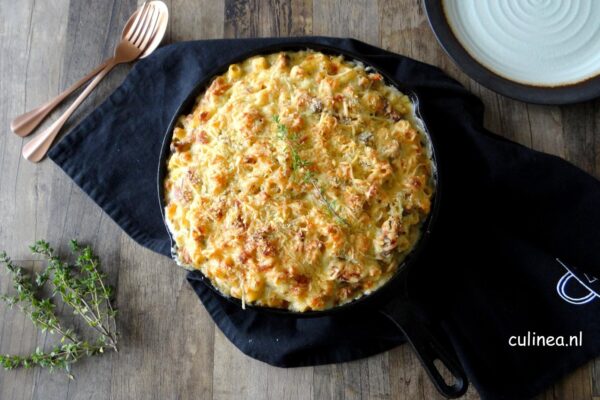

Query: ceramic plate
left=424, top=0, right=600, bottom=104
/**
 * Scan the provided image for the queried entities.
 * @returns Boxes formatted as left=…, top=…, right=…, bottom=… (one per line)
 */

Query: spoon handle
left=22, top=61, right=117, bottom=163
left=10, top=58, right=111, bottom=137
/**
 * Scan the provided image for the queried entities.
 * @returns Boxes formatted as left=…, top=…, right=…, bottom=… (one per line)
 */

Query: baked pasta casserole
left=163, top=50, right=435, bottom=311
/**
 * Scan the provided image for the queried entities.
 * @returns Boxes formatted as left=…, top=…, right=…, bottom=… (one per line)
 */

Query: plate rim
left=422, top=0, right=600, bottom=105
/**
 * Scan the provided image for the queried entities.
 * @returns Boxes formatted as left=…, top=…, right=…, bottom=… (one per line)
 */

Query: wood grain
left=0, top=0, right=598, bottom=399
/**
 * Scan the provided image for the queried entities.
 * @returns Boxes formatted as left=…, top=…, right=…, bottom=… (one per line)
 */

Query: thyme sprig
left=0, top=240, right=118, bottom=378
left=273, top=115, right=350, bottom=226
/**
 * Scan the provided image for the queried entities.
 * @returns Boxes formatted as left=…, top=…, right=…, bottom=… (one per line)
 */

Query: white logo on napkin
left=556, top=259, right=599, bottom=305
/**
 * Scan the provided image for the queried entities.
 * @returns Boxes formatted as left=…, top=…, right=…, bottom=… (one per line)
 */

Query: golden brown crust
left=163, top=50, right=434, bottom=311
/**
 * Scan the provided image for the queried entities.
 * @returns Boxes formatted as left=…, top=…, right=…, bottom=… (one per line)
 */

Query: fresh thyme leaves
left=273, top=115, right=350, bottom=227
left=274, top=115, right=287, bottom=139
left=273, top=115, right=307, bottom=174
left=0, top=240, right=118, bottom=378
left=311, top=182, right=350, bottom=227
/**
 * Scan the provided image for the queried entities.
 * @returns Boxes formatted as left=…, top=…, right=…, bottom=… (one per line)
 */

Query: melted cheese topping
left=163, top=50, right=434, bottom=311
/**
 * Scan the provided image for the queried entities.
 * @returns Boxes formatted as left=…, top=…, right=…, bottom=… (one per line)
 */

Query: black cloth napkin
left=48, top=37, right=600, bottom=400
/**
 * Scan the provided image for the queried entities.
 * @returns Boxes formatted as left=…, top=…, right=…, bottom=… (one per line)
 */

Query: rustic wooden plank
left=379, top=0, right=444, bottom=68
left=313, top=0, right=379, bottom=45
left=388, top=343, right=480, bottom=400
left=212, top=328, right=267, bottom=400
left=168, top=0, right=225, bottom=41
left=0, top=261, right=40, bottom=400
left=551, top=97, right=599, bottom=400
left=56, top=0, right=139, bottom=131
left=311, top=2, right=396, bottom=399
left=527, top=104, right=565, bottom=158
left=54, top=214, right=120, bottom=400
left=494, top=97, right=534, bottom=147
left=314, top=355, right=393, bottom=400
left=389, top=345, right=432, bottom=400
left=213, top=326, right=312, bottom=400
left=379, top=0, right=420, bottom=58
left=505, top=96, right=598, bottom=400
left=381, top=3, right=599, bottom=400
left=562, top=102, right=599, bottom=179
left=217, top=2, right=318, bottom=400
left=111, top=220, right=216, bottom=396
left=257, top=0, right=312, bottom=37
left=109, top=236, right=214, bottom=399
left=379, top=2, right=483, bottom=398
left=106, top=0, right=221, bottom=396
left=224, top=0, right=259, bottom=38
left=0, top=0, right=46, bottom=258
left=287, top=0, right=313, bottom=36
left=25, top=1, right=130, bottom=398
left=312, top=364, right=344, bottom=400
left=0, top=0, right=71, bottom=398
left=341, top=359, right=371, bottom=399
left=594, top=357, right=600, bottom=398
left=211, top=332, right=256, bottom=400
left=408, top=31, right=598, bottom=400
left=539, top=364, right=594, bottom=400
left=388, top=346, right=423, bottom=399
left=213, top=322, right=313, bottom=400
left=30, top=202, right=106, bottom=400
left=368, top=354, right=392, bottom=399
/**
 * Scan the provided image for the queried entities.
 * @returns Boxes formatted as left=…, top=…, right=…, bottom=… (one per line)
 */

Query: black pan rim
left=423, top=0, right=600, bottom=105
left=157, top=41, right=442, bottom=318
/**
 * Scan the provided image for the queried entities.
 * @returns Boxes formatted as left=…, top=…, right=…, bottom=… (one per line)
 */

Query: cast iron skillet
left=157, top=42, right=468, bottom=398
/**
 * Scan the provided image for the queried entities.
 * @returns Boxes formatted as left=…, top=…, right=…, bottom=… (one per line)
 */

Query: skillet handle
left=380, top=303, right=468, bottom=399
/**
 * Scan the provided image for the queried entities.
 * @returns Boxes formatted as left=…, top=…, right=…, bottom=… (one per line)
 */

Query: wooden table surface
left=1, top=1, right=598, bottom=399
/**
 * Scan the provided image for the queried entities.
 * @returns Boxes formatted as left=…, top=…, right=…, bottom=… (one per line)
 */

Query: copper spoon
left=11, top=2, right=167, bottom=138
left=22, top=1, right=168, bottom=163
